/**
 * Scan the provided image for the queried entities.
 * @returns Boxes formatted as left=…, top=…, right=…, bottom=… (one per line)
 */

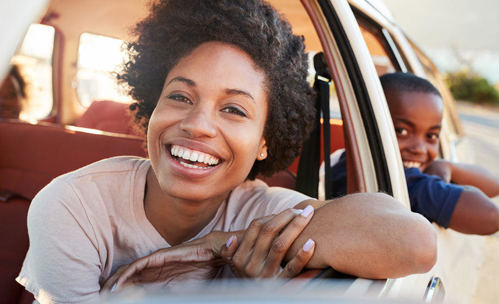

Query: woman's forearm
left=289, top=193, right=437, bottom=279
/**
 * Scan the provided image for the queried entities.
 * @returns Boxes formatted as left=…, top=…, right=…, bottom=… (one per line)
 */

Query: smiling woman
left=16, top=0, right=437, bottom=303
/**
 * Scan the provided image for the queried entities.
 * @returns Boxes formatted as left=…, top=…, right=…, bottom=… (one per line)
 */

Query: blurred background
left=383, top=0, right=499, bottom=107
left=382, top=1, right=499, bottom=303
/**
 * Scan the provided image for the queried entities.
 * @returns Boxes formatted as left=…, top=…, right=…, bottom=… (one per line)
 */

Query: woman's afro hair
left=118, top=0, right=315, bottom=179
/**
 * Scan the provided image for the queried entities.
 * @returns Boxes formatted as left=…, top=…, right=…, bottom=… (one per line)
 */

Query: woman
left=17, top=0, right=436, bottom=302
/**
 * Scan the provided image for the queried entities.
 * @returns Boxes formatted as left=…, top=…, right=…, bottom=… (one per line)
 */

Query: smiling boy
left=330, top=72, right=499, bottom=234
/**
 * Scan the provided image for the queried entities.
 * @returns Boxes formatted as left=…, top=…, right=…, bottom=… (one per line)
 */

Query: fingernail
left=226, top=235, right=235, bottom=248
left=291, top=208, right=303, bottom=215
left=303, top=239, right=315, bottom=252
left=300, top=205, right=314, bottom=218
left=111, top=282, right=117, bottom=293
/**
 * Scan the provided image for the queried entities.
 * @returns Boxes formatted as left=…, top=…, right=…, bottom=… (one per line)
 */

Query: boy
left=329, top=72, right=499, bottom=235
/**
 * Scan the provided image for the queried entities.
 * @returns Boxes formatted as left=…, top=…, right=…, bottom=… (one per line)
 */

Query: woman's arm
left=288, top=192, right=437, bottom=279
left=447, top=186, right=499, bottom=235
left=425, top=160, right=499, bottom=197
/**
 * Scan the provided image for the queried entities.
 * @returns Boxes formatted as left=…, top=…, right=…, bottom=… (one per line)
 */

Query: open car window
left=10, top=24, right=55, bottom=121
left=76, top=33, right=133, bottom=108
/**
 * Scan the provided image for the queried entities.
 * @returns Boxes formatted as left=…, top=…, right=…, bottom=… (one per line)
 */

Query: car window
left=76, top=33, right=133, bottom=107
left=10, top=24, right=55, bottom=120
left=352, top=9, right=411, bottom=75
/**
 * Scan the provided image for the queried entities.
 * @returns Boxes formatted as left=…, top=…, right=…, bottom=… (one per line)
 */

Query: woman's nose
left=179, top=106, right=217, bottom=138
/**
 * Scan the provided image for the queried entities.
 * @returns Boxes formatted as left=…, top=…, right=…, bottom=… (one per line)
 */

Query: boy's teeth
left=404, top=161, right=421, bottom=168
left=170, top=144, right=220, bottom=166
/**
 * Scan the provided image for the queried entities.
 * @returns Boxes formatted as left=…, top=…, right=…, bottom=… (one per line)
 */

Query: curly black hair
left=118, top=0, right=315, bottom=179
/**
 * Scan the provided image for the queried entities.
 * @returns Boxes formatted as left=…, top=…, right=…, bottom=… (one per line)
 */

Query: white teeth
left=179, top=160, right=212, bottom=170
left=190, top=152, right=198, bottom=162
left=403, top=161, right=421, bottom=168
left=170, top=144, right=220, bottom=167
left=197, top=153, right=205, bottom=163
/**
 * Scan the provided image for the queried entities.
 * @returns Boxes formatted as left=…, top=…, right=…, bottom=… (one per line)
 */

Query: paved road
left=456, top=102, right=499, bottom=304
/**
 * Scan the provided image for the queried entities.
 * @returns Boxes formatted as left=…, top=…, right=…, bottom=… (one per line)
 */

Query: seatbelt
left=296, top=53, right=333, bottom=199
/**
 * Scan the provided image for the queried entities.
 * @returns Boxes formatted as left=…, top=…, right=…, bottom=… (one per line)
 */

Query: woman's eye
left=395, top=127, right=408, bottom=136
left=222, top=106, right=247, bottom=117
left=168, top=94, right=192, bottom=104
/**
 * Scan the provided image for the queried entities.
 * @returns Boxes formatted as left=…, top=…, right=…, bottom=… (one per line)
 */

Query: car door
left=306, top=0, right=484, bottom=302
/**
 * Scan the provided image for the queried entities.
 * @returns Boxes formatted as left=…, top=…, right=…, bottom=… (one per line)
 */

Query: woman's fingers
left=101, top=264, right=128, bottom=291
left=259, top=205, right=314, bottom=277
left=231, top=214, right=274, bottom=271
left=277, top=238, right=315, bottom=279
left=244, top=208, right=311, bottom=276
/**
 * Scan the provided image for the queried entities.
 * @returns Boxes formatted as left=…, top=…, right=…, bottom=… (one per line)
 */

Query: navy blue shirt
left=329, top=151, right=463, bottom=228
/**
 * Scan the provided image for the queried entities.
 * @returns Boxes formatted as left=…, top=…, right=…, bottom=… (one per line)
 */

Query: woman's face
left=147, top=42, right=268, bottom=202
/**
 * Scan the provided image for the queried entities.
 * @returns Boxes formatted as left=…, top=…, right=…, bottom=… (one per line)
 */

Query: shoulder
left=225, top=179, right=311, bottom=230
left=60, top=156, right=149, bottom=180
left=30, top=156, right=149, bottom=229
left=231, top=179, right=310, bottom=206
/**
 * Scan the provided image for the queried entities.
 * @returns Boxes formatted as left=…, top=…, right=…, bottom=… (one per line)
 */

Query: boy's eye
left=427, top=133, right=439, bottom=141
left=222, top=106, right=247, bottom=117
left=395, top=127, right=408, bottom=136
left=168, top=94, right=192, bottom=104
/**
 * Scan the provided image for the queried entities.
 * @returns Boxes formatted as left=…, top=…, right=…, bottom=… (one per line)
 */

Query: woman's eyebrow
left=225, top=88, right=255, bottom=103
left=167, top=76, right=196, bottom=87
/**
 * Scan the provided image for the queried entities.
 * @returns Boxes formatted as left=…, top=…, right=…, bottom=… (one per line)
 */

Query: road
left=456, top=101, right=499, bottom=304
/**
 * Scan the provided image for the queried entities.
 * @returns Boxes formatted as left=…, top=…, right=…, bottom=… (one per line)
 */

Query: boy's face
left=386, top=90, right=443, bottom=172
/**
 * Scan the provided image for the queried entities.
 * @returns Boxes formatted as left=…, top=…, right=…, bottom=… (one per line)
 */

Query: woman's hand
left=220, top=206, right=316, bottom=278
left=101, top=232, right=239, bottom=293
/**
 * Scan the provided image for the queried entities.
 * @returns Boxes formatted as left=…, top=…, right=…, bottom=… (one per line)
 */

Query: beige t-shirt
left=16, top=156, right=310, bottom=303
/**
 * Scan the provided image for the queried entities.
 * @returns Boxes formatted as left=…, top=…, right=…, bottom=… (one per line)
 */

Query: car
left=0, top=0, right=484, bottom=303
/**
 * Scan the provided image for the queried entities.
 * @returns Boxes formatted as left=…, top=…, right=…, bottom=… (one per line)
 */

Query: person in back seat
left=329, top=72, right=499, bottom=234
left=16, top=2, right=436, bottom=302
left=0, top=65, right=26, bottom=119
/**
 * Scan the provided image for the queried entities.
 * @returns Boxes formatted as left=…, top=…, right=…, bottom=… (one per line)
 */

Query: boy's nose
left=408, top=137, right=427, bottom=155
left=179, top=106, right=217, bottom=138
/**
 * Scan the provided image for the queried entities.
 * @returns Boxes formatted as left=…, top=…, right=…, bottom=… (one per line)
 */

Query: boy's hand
left=424, top=159, right=452, bottom=183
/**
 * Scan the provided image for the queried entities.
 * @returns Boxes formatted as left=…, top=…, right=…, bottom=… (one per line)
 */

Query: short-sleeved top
left=329, top=151, right=463, bottom=228
left=16, top=156, right=310, bottom=304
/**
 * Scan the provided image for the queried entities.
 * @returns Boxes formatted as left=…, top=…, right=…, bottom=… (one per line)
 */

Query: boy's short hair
left=380, top=72, right=441, bottom=98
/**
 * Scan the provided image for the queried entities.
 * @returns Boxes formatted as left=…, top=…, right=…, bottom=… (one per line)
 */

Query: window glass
left=359, top=26, right=396, bottom=75
left=76, top=33, right=133, bottom=107
left=10, top=24, right=55, bottom=120
left=351, top=10, right=404, bottom=75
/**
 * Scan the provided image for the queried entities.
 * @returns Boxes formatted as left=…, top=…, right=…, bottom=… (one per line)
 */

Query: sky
left=382, top=0, right=499, bottom=84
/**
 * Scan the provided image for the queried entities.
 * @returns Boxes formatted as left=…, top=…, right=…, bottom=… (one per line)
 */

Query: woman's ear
left=257, top=139, right=268, bottom=161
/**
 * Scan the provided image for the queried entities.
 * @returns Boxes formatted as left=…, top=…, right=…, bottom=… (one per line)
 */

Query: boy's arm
left=448, top=186, right=499, bottom=235
left=425, top=160, right=499, bottom=197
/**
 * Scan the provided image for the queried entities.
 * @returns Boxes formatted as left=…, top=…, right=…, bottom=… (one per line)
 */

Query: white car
left=0, top=0, right=481, bottom=303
